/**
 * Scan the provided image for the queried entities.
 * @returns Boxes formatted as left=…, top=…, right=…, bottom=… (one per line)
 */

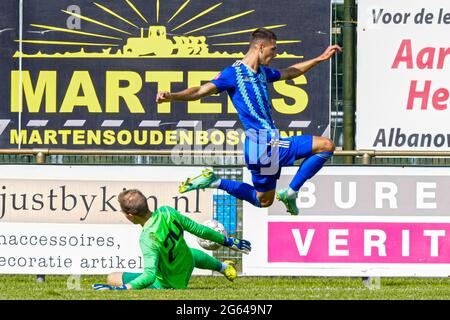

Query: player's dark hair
left=118, top=189, right=149, bottom=217
left=250, top=28, right=277, bottom=44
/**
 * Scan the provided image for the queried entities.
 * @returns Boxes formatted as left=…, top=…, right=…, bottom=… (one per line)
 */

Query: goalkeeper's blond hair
left=118, top=189, right=149, bottom=217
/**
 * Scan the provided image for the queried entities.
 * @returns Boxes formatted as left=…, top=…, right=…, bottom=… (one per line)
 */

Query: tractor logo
left=123, top=26, right=210, bottom=57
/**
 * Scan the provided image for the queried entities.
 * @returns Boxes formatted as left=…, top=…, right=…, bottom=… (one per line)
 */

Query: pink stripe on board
left=268, top=222, right=450, bottom=263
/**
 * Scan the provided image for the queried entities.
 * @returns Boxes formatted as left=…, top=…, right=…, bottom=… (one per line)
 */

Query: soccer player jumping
left=156, top=28, right=341, bottom=215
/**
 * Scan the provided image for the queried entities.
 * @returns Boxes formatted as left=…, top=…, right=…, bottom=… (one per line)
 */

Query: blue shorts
left=244, top=135, right=313, bottom=192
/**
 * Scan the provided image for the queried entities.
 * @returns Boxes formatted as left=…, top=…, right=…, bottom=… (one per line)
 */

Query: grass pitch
left=1, top=275, right=450, bottom=300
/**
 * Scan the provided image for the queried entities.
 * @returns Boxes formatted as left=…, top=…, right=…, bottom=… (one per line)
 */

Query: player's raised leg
left=179, top=168, right=219, bottom=193
left=277, top=136, right=335, bottom=215
left=179, top=168, right=263, bottom=207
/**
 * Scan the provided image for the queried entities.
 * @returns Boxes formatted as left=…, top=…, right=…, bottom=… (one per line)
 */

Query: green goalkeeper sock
left=191, top=248, right=222, bottom=272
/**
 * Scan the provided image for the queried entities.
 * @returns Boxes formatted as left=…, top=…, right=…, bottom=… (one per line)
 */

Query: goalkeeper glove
left=223, top=236, right=251, bottom=254
left=92, top=284, right=128, bottom=291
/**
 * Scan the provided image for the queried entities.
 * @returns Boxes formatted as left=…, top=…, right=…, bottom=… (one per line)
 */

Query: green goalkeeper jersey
left=129, top=206, right=226, bottom=289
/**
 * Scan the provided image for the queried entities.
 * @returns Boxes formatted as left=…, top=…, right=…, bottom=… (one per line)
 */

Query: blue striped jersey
left=210, top=60, right=281, bottom=141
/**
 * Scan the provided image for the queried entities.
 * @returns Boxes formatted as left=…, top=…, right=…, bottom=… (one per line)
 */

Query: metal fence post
left=360, top=152, right=381, bottom=288
left=342, top=0, right=357, bottom=164
left=36, top=151, right=46, bottom=283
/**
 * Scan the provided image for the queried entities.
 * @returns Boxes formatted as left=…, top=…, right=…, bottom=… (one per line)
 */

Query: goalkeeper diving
left=93, top=189, right=251, bottom=290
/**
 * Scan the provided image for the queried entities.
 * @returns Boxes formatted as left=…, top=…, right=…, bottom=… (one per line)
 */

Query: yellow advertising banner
left=0, top=0, right=331, bottom=149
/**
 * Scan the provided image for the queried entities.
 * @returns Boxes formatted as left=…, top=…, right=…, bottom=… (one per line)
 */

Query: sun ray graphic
left=171, top=3, right=222, bottom=31
left=30, top=24, right=122, bottom=40
left=208, top=25, right=287, bottom=38
left=125, top=0, right=148, bottom=23
left=16, top=0, right=303, bottom=59
left=156, top=0, right=160, bottom=23
left=184, top=10, right=254, bottom=35
left=61, top=10, right=132, bottom=35
left=167, top=0, right=190, bottom=23
left=15, top=40, right=118, bottom=46
left=211, top=40, right=301, bottom=46
left=94, top=2, right=139, bottom=29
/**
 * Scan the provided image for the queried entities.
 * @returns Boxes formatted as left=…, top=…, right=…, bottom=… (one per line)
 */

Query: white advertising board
left=357, top=0, right=450, bottom=150
left=0, top=165, right=214, bottom=275
left=243, top=166, right=450, bottom=276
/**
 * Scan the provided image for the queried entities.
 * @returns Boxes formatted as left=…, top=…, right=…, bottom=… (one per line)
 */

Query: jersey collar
left=238, top=60, right=260, bottom=74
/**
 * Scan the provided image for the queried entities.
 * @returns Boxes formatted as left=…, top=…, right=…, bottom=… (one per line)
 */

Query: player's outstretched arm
left=223, top=236, right=252, bottom=255
left=173, top=207, right=226, bottom=245
left=156, top=82, right=218, bottom=103
left=173, top=207, right=251, bottom=254
left=279, top=44, right=342, bottom=80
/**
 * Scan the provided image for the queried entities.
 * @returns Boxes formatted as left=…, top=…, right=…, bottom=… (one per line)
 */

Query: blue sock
left=289, top=151, right=333, bottom=192
left=219, top=179, right=261, bottom=207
